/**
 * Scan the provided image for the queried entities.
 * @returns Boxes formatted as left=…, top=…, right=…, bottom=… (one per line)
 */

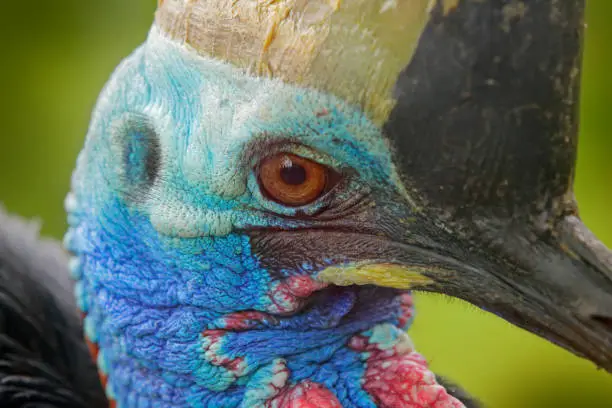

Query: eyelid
left=243, top=138, right=343, bottom=174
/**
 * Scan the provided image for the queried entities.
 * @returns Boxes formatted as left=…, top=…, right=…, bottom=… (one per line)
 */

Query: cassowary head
left=65, top=0, right=612, bottom=406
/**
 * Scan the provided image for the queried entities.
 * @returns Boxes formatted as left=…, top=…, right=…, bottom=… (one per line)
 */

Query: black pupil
left=280, top=161, right=307, bottom=185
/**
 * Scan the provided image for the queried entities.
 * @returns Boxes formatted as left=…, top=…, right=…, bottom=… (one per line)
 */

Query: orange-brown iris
left=258, top=153, right=328, bottom=207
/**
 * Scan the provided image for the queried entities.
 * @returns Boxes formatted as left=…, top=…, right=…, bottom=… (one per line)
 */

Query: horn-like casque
left=156, top=0, right=432, bottom=124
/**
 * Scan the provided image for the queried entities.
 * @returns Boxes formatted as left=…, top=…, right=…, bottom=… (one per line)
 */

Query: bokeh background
left=0, top=1, right=610, bottom=407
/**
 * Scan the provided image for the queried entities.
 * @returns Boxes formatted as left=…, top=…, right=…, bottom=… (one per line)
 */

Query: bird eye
left=257, top=153, right=332, bottom=207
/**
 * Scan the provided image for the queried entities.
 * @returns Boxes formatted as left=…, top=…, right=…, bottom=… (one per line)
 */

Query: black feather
left=0, top=207, right=107, bottom=408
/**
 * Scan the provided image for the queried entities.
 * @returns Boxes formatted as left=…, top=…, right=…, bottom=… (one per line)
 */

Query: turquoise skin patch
left=67, top=25, right=411, bottom=407
left=74, top=26, right=409, bottom=240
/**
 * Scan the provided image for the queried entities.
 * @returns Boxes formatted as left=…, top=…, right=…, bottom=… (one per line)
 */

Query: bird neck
left=81, top=286, right=465, bottom=408
left=66, top=204, right=464, bottom=407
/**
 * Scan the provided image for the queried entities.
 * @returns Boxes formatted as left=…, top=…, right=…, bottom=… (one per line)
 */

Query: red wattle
left=350, top=333, right=465, bottom=408
left=268, top=381, right=342, bottom=408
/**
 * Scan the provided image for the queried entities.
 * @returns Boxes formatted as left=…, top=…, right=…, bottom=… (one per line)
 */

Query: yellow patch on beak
left=316, top=263, right=434, bottom=290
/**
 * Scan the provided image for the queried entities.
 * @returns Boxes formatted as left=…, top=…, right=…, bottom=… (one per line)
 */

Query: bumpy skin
left=65, top=27, right=467, bottom=408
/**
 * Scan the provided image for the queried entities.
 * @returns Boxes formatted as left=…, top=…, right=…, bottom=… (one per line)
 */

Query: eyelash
left=244, top=139, right=342, bottom=171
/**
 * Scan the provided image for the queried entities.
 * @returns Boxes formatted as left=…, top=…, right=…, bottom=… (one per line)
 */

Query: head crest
left=155, top=0, right=433, bottom=124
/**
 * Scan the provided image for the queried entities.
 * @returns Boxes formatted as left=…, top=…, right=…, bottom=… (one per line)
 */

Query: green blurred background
left=0, top=1, right=610, bottom=407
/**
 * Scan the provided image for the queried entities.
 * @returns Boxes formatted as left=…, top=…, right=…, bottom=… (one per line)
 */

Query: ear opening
left=109, top=114, right=161, bottom=202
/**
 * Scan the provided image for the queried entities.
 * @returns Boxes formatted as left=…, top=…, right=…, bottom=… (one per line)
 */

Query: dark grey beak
left=396, top=213, right=612, bottom=373
left=380, top=0, right=612, bottom=371
left=502, top=215, right=612, bottom=369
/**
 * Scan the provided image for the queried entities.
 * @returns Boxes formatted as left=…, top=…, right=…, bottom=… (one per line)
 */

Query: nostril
left=591, top=314, right=612, bottom=332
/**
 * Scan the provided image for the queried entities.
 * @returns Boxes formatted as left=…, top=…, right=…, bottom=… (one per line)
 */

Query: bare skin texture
left=66, top=26, right=467, bottom=407
left=64, top=0, right=611, bottom=407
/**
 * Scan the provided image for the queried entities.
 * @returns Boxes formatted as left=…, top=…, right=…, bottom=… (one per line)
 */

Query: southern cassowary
left=1, top=0, right=611, bottom=407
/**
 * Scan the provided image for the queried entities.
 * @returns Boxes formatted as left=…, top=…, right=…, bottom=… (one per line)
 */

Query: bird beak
left=316, top=210, right=612, bottom=373
left=251, top=0, right=609, bottom=374
left=318, top=0, right=612, bottom=373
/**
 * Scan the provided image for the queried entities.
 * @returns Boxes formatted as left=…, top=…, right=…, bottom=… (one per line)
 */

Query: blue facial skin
left=66, top=27, right=412, bottom=407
